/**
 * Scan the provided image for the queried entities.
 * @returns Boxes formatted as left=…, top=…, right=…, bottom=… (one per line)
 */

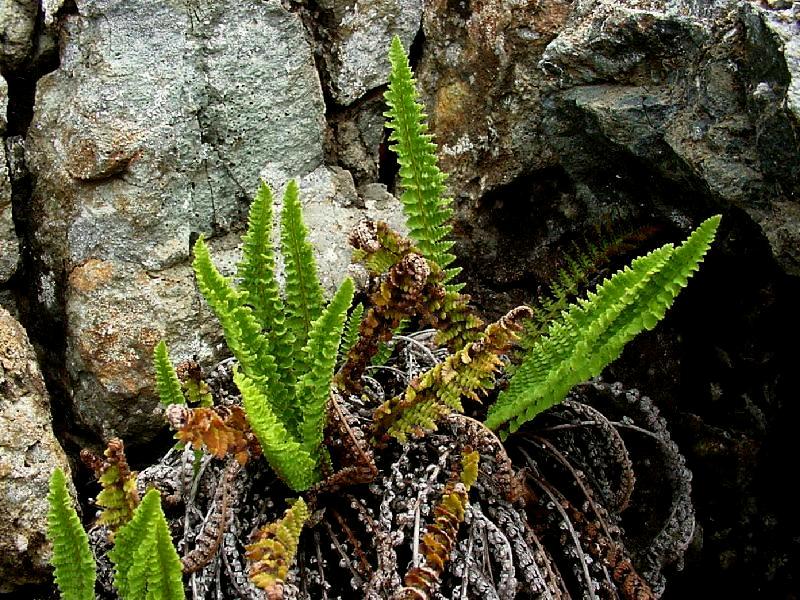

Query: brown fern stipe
left=181, top=460, right=241, bottom=573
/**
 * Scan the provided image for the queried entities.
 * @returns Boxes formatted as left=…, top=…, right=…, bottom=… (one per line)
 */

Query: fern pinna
left=486, top=215, right=721, bottom=437
left=190, top=180, right=354, bottom=491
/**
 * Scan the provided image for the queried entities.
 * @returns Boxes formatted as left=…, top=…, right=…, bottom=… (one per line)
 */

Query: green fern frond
left=297, top=278, right=354, bottom=458
left=234, top=369, right=319, bottom=491
left=153, top=340, right=186, bottom=406
left=486, top=215, right=721, bottom=437
left=47, top=468, right=96, bottom=600
left=281, top=179, right=325, bottom=367
left=193, top=236, right=295, bottom=429
left=338, top=302, right=364, bottom=368
left=385, top=35, right=456, bottom=276
left=108, top=488, right=183, bottom=600
left=237, top=182, right=297, bottom=406
left=237, top=181, right=284, bottom=331
left=247, top=498, right=310, bottom=595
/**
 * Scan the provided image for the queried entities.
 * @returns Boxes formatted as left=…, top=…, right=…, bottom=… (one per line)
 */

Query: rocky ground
left=1, top=0, right=798, bottom=597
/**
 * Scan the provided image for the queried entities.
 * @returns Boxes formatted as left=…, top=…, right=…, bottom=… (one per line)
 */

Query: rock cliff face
left=0, top=0, right=797, bottom=595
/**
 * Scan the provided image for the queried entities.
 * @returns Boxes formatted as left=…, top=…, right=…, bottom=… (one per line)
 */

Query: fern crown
left=187, top=180, right=354, bottom=491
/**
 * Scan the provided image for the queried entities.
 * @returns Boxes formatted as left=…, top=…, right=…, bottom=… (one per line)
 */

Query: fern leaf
left=374, top=306, right=530, bottom=443
left=394, top=451, right=478, bottom=599
left=237, top=180, right=284, bottom=330
left=338, top=302, right=364, bottom=368
left=297, top=278, right=354, bottom=459
left=80, top=438, right=140, bottom=534
left=47, top=468, right=96, bottom=600
left=247, top=498, right=310, bottom=596
left=109, top=488, right=183, bottom=600
left=153, top=340, right=185, bottom=406
left=281, top=180, right=325, bottom=369
left=385, top=35, right=456, bottom=275
left=237, top=182, right=297, bottom=409
left=234, top=369, right=319, bottom=491
left=193, top=236, right=298, bottom=431
left=486, top=216, right=721, bottom=437
left=167, top=404, right=258, bottom=465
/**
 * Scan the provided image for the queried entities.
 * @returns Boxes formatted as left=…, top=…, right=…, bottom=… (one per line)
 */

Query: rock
left=24, top=0, right=404, bottom=441
left=416, top=0, right=570, bottom=202
left=0, top=307, right=72, bottom=591
left=314, top=0, right=423, bottom=105
left=0, top=0, right=38, bottom=70
left=0, top=75, right=19, bottom=284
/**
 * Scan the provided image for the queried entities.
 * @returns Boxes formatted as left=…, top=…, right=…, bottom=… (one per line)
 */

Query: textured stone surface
left=0, top=75, right=18, bottom=284
left=0, top=307, right=72, bottom=591
left=25, top=0, right=403, bottom=440
left=314, top=0, right=423, bottom=105
left=0, top=0, right=38, bottom=70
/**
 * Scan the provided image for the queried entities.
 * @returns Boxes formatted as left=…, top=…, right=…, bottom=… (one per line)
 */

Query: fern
left=394, top=451, right=479, bottom=599
left=191, top=181, right=354, bottom=491
left=297, top=278, right=355, bottom=458
left=108, top=489, right=183, bottom=600
left=47, top=468, right=96, bottom=600
left=80, top=438, right=140, bottom=535
left=486, top=216, right=721, bottom=437
left=385, top=35, right=458, bottom=283
left=247, top=498, right=310, bottom=596
left=338, top=302, right=364, bottom=368
left=373, top=306, right=530, bottom=443
left=281, top=179, right=325, bottom=367
left=153, top=341, right=186, bottom=406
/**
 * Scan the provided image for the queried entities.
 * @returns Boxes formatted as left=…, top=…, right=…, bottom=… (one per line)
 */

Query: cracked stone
left=0, top=75, right=19, bottom=284
left=0, top=307, right=73, bottom=592
left=316, top=0, right=423, bottom=106
left=23, top=0, right=396, bottom=440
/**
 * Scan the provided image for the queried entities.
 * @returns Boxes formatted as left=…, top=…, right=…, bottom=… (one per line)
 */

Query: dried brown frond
left=80, top=437, right=140, bottom=535
left=166, top=404, right=260, bottom=465
left=392, top=451, right=479, bottom=600
left=372, top=306, right=532, bottom=444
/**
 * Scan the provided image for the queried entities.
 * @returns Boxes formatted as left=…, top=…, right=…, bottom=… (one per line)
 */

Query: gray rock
left=0, top=307, right=73, bottom=591
left=0, top=0, right=38, bottom=70
left=24, top=0, right=397, bottom=440
left=0, top=76, right=18, bottom=284
left=316, top=0, right=423, bottom=105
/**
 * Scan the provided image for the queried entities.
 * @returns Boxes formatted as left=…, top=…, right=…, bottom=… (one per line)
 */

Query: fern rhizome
left=48, top=35, right=720, bottom=600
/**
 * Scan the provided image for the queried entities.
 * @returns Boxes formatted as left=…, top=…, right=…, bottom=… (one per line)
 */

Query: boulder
left=0, top=307, right=72, bottom=591
left=25, top=0, right=403, bottom=440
